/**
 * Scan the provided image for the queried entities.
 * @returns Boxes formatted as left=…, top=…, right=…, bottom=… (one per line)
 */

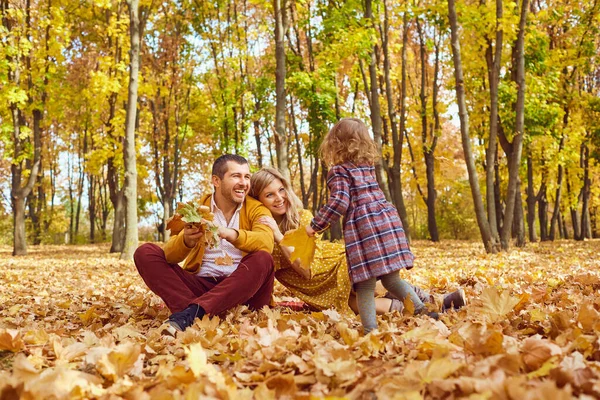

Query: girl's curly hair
left=319, top=118, right=379, bottom=166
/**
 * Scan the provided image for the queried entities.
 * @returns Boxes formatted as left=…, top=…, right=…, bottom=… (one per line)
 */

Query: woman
left=248, top=167, right=465, bottom=316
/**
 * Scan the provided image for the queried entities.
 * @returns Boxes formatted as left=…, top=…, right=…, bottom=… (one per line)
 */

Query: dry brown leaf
left=264, top=373, right=297, bottom=397
left=577, top=302, right=599, bottom=332
left=2, top=241, right=600, bottom=397
left=521, top=336, right=562, bottom=371
left=0, top=329, right=24, bottom=352
left=215, top=253, right=233, bottom=266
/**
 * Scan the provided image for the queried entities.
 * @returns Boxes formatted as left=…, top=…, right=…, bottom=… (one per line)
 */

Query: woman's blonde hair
left=249, top=167, right=303, bottom=233
left=319, top=118, right=378, bottom=166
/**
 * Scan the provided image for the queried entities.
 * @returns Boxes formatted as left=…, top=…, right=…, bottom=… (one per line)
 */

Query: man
left=134, top=154, right=275, bottom=333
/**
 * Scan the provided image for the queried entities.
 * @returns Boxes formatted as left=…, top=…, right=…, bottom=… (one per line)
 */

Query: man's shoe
left=442, top=288, right=466, bottom=312
left=164, top=304, right=202, bottom=334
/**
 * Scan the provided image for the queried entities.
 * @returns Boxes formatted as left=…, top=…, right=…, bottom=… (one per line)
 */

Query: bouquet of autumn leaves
left=166, top=201, right=233, bottom=266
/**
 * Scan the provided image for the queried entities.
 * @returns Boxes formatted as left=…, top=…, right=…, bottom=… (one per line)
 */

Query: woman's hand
left=279, top=245, right=311, bottom=280
left=217, top=226, right=239, bottom=243
left=291, top=258, right=311, bottom=280
left=258, top=216, right=284, bottom=244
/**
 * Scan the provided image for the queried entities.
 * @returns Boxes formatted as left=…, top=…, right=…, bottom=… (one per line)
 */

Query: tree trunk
left=424, top=152, right=439, bottom=241
left=494, top=150, right=503, bottom=233
left=447, top=0, right=497, bottom=253
left=485, top=0, right=503, bottom=243
left=74, top=137, right=85, bottom=239
left=13, top=197, right=28, bottom=255
left=591, top=207, right=598, bottom=238
left=121, top=0, right=141, bottom=260
left=560, top=211, right=569, bottom=239
left=579, top=141, right=591, bottom=239
left=415, top=16, right=440, bottom=242
left=11, top=109, right=41, bottom=255
left=253, top=97, right=263, bottom=168
left=385, top=8, right=410, bottom=240
left=68, top=149, right=75, bottom=244
left=290, top=95, right=306, bottom=204
left=550, top=124, right=567, bottom=240
left=526, top=147, right=537, bottom=242
left=364, top=0, right=391, bottom=201
left=89, top=175, right=96, bottom=243
left=500, top=0, right=529, bottom=250
left=565, top=169, right=581, bottom=240
left=513, top=184, right=526, bottom=247
left=27, top=161, right=44, bottom=246
left=112, top=195, right=126, bottom=252
left=274, top=0, right=290, bottom=182
left=108, top=155, right=125, bottom=253
left=98, top=171, right=110, bottom=242
left=538, top=184, right=549, bottom=240
left=6, top=0, right=41, bottom=255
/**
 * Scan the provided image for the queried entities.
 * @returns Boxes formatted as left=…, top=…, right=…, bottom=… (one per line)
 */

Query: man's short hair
left=212, top=154, right=248, bottom=179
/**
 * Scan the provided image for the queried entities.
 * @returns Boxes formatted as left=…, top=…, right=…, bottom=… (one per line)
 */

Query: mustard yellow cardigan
left=163, top=194, right=274, bottom=274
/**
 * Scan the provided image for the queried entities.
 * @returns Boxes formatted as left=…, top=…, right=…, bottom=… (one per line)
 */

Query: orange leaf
left=0, top=328, right=25, bottom=352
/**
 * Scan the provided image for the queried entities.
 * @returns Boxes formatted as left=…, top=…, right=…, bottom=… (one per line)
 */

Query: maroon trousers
left=134, top=243, right=275, bottom=315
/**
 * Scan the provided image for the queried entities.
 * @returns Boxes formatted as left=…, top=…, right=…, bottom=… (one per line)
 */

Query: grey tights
left=355, top=271, right=425, bottom=334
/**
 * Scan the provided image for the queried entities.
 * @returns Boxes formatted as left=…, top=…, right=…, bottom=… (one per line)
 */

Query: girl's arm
left=310, top=167, right=351, bottom=232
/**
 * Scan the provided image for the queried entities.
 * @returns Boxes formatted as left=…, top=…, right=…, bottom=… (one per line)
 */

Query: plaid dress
left=310, top=162, right=414, bottom=284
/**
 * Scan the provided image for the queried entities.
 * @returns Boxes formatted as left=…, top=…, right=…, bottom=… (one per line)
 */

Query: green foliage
left=0, top=212, right=12, bottom=245
left=437, top=181, right=481, bottom=240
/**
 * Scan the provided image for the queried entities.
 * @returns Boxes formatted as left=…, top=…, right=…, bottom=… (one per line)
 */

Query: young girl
left=306, top=118, right=438, bottom=334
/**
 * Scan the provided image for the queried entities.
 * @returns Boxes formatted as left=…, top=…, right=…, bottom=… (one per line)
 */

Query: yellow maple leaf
left=526, top=356, right=560, bottom=378
left=477, top=287, right=520, bottom=322
left=453, top=322, right=505, bottom=356
left=97, top=342, right=143, bottom=381
left=280, top=226, right=316, bottom=275
left=78, top=306, right=99, bottom=325
left=185, top=342, right=211, bottom=378
left=529, top=308, right=547, bottom=323
left=407, top=358, right=464, bottom=384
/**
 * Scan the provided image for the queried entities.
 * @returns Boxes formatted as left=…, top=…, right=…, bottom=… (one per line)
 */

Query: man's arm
left=226, top=200, right=274, bottom=253
left=163, top=224, right=205, bottom=264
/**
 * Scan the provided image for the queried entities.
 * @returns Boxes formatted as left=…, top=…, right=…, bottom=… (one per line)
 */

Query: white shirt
left=197, top=195, right=244, bottom=277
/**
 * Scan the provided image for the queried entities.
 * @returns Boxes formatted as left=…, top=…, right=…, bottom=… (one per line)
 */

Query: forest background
left=1, top=0, right=600, bottom=258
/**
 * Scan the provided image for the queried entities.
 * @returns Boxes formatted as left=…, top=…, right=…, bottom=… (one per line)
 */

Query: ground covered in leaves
left=1, top=240, right=600, bottom=399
